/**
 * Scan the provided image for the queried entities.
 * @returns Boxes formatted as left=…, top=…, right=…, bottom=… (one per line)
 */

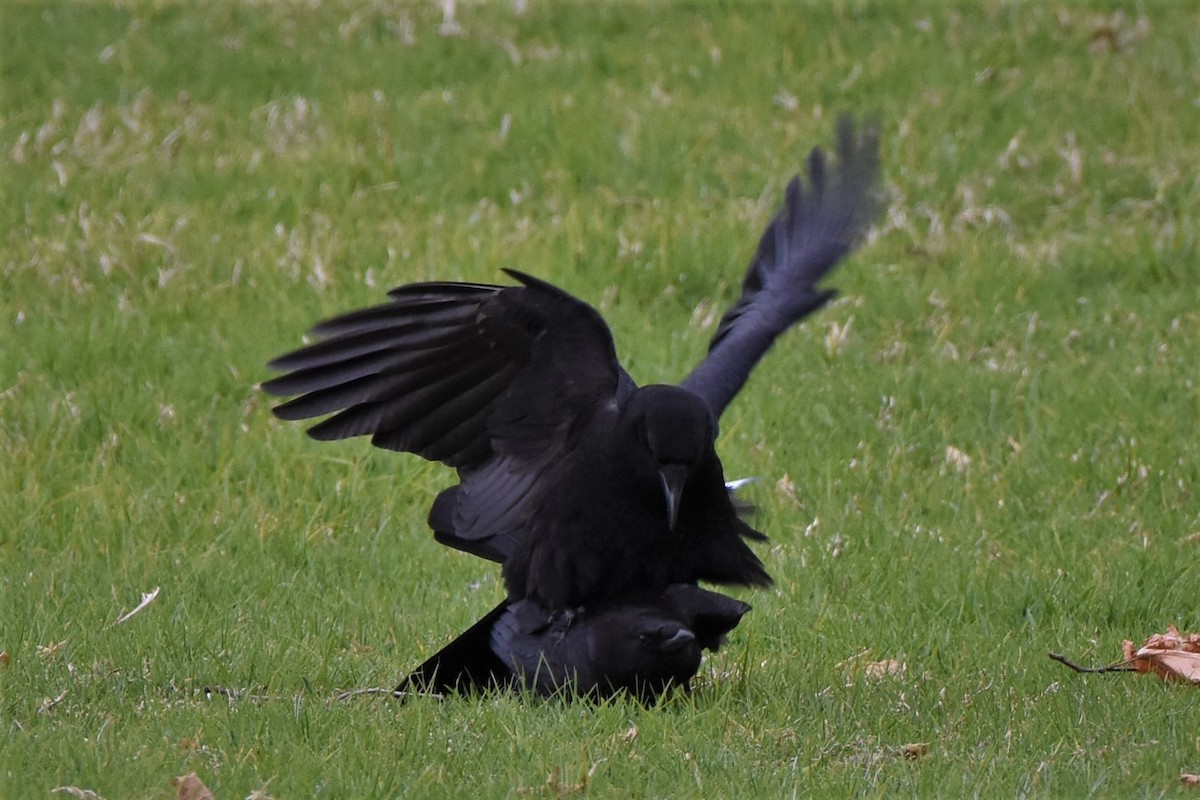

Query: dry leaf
left=1122, top=625, right=1200, bottom=685
left=1131, top=650, right=1200, bottom=684
left=52, top=788, right=105, bottom=800
left=39, top=690, right=68, bottom=713
left=944, top=445, right=971, bottom=473
left=0, top=650, right=9, bottom=666
left=173, top=773, right=215, bottom=800
left=901, top=742, right=930, bottom=760
left=1182, top=772, right=1200, bottom=788
left=824, top=316, right=854, bottom=356
left=776, top=473, right=797, bottom=503
left=37, top=640, right=68, bottom=659
left=864, top=659, right=905, bottom=680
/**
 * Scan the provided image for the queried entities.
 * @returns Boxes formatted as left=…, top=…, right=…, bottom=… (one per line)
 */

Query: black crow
left=263, top=116, right=881, bottom=609
left=397, top=584, right=751, bottom=702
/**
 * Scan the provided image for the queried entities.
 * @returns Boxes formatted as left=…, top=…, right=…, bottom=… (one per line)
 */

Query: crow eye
left=637, top=632, right=651, bottom=644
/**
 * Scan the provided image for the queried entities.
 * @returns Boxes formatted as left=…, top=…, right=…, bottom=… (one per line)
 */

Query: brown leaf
left=1130, top=650, right=1200, bottom=684
left=1181, top=772, right=1200, bottom=788
left=1122, top=625, right=1200, bottom=685
left=0, top=650, right=9, bottom=666
left=173, top=773, right=215, bottom=800
left=901, top=742, right=930, bottom=760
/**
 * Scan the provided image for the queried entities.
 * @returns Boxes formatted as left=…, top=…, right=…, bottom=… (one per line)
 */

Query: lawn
left=2, top=1, right=1199, bottom=797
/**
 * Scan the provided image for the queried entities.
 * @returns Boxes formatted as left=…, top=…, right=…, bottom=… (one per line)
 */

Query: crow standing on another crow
left=264, top=116, right=881, bottom=696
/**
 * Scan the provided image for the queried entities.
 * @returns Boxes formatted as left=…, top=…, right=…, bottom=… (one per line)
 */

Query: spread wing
left=264, top=269, right=626, bottom=468
left=681, top=115, right=882, bottom=418
left=264, top=270, right=634, bottom=560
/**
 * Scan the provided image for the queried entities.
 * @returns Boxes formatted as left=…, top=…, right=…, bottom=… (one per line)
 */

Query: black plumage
left=263, top=116, right=881, bottom=612
left=396, top=584, right=751, bottom=702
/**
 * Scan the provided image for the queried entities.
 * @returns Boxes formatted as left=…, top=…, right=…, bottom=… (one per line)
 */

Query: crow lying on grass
left=396, top=584, right=750, bottom=703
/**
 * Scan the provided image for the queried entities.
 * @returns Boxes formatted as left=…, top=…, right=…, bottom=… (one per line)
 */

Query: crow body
left=397, top=584, right=751, bottom=702
left=264, top=116, right=881, bottom=611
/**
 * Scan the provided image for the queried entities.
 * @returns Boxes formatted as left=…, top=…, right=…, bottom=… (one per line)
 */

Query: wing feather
left=266, top=272, right=629, bottom=555
left=681, top=115, right=882, bottom=418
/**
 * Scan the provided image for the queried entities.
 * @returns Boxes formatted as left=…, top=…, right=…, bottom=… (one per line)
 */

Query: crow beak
left=659, top=464, right=689, bottom=530
left=659, top=628, right=696, bottom=653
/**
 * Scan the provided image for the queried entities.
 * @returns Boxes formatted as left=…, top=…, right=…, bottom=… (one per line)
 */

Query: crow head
left=619, top=385, right=716, bottom=530
left=585, top=606, right=703, bottom=700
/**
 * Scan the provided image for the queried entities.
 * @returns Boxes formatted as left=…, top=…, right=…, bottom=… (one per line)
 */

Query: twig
left=1048, top=652, right=1137, bottom=674
left=202, top=685, right=286, bottom=703
left=336, top=686, right=444, bottom=702
left=335, top=687, right=396, bottom=702
left=204, top=684, right=424, bottom=704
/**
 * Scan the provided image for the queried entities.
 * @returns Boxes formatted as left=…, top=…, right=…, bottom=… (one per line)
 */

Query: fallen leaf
left=901, top=742, right=930, bottom=760
left=1122, top=625, right=1200, bottom=685
left=0, top=650, right=9, bottom=666
left=865, top=659, right=905, bottom=680
left=776, top=473, right=797, bottom=503
left=39, top=690, right=68, bottom=713
left=52, top=788, right=105, bottom=800
left=37, top=640, right=68, bottom=659
left=1182, top=772, right=1200, bottom=788
left=944, top=445, right=971, bottom=473
left=824, top=316, right=854, bottom=356
left=1127, top=649, right=1200, bottom=684
left=1141, top=625, right=1200, bottom=651
left=173, top=773, right=215, bottom=800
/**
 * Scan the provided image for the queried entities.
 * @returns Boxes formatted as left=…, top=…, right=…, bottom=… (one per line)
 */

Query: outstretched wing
left=263, top=269, right=627, bottom=471
left=681, top=115, right=882, bottom=418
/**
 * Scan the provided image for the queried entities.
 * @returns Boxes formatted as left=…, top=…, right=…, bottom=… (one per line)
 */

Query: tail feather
left=395, top=602, right=512, bottom=697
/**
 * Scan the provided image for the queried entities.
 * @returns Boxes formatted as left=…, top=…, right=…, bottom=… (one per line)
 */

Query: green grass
left=3, top=0, right=1200, bottom=797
